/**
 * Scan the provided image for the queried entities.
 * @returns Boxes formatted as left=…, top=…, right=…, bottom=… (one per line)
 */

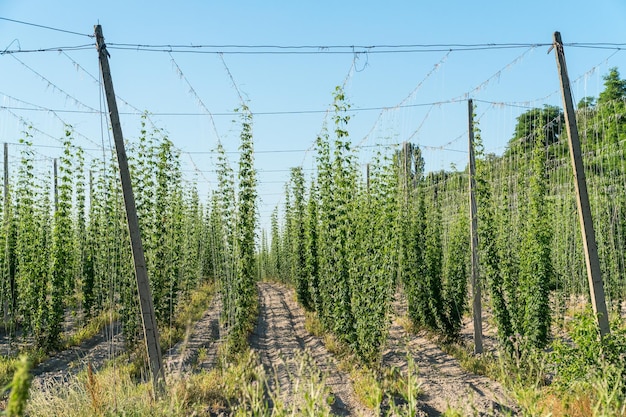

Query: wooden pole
left=3, top=144, right=8, bottom=214
left=552, top=32, right=610, bottom=337
left=53, top=158, right=58, bottom=213
left=402, top=141, right=410, bottom=203
left=3, top=143, right=15, bottom=322
left=366, top=163, right=370, bottom=193
left=3, top=143, right=8, bottom=324
left=468, top=99, right=483, bottom=354
left=94, top=24, right=165, bottom=388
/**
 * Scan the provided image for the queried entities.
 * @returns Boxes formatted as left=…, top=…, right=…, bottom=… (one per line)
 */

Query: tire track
left=165, top=292, right=223, bottom=374
left=31, top=291, right=222, bottom=388
left=31, top=321, right=124, bottom=389
left=250, top=282, right=372, bottom=416
left=384, top=296, right=516, bottom=416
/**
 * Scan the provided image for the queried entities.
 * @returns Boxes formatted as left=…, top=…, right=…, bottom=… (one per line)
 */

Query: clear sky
left=1, top=0, right=625, bottom=231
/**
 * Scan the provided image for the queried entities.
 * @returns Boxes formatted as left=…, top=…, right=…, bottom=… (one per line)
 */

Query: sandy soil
left=165, top=292, right=223, bottom=374
left=28, top=292, right=223, bottom=389
left=384, top=295, right=516, bottom=416
left=22, top=283, right=518, bottom=416
left=250, top=282, right=373, bottom=416
left=31, top=321, right=124, bottom=388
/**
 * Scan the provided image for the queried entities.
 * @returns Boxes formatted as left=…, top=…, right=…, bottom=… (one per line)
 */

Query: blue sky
left=1, top=1, right=625, bottom=231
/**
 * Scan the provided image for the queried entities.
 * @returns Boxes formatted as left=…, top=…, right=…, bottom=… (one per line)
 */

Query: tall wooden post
left=402, top=141, right=410, bottom=203
left=94, top=24, right=165, bottom=388
left=4, top=144, right=8, bottom=210
left=553, top=32, right=610, bottom=336
left=3, top=143, right=15, bottom=322
left=366, top=163, right=370, bottom=193
left=53, top=158, right=58, bottom=213
left=3, top=143, right=8, bottom=324
left=468, top=99, right=483, bottom=354
left=89, top=169, right=93, bottom=213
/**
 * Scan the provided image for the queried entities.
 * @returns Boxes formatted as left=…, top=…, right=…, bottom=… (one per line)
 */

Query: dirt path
left=165, top=293, right=223, bottom=374
left=384, top=297, right=516, bottom=416
left=250, top=282, right=372, bottom=417
left=31, top=291, right=222, bottom=389
left=31, top=322, right=124, bottom=388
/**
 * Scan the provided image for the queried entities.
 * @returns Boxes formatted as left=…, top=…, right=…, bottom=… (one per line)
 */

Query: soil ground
left=385, top=320, right=514, bottom=415
left=165, top=293, right=223, bottom=374
left=31, top=322, right=124, bottom=388
left=250, top=282, right=372, bottom=416
left=23, top=283, right=517, bottom=416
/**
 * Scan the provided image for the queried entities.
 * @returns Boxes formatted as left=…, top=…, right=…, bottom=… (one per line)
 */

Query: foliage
left=5, top=355, right=32, bottom=417
left=312, top=87, right=357, bottom=347
left=598, top=67, right=626, bottom=104
left=15, top=132, right=51, bottom=347
left=396, top=143, right=427, bottom=333
left=304, top=182, right=320, bottom=313
left=222, top=104, right=259, bottom=355
left=506, top=105, right=564, bottom=154
left=288, top=167, right=311, bottom=310
left=48, top=128, right=75, bottom=349
left=269, top=207, right=281, bottom=280
left=479, top=103, right=553, bottom=354
left=442, top=213, right=469, bottom=338
left=518, top=127, right=552, bottom=349
left=551, top=308, right=626, bottom=394
left=349, top=156, right=396, bottom=363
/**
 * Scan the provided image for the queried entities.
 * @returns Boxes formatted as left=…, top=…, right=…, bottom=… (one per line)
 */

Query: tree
left=598, top=67, right=626, bottom=105
left=595, top=67, right=626, bottom=144
left=577, top=96, right=596, bottom=110
left=507, top=105, right=563, bottom=154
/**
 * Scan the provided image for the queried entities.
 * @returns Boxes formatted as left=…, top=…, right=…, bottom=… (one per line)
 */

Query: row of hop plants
left=261, top=86, right=470, bottom=366
left=209, top=105, right=259, bottom=355
left=0, top=115, right=223, bottom=354
left=476, top=68, right=626, bottom=360
left=266, top=68, right=626, bottom=373
left=264, top=84, right=611, bottom=366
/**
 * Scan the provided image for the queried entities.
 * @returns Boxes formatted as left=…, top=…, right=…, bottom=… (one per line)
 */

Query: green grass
left=159, top=281, right=216, bottom=352
left=439, top=340, right=497, bottom=378
left=62, top=310, right=118, bottom=350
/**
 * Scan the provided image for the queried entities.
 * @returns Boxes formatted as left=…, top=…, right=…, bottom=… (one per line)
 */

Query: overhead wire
left=168, top=52, right=224, bottom=145
left=357, top=51, right=451, bottom=147
left=3, top=45, right=620, bottom=161
left=0, top=44, right=95, bottom=55
left=9, top=53, right=100, bottom=113
left=3, top=29, right=624, bottom=205
left=0, top=16, right=93, bottom=38
left=59, top=50, right=212, bottom=187
left=0, top=92, right=107, bottom=153
left=105, top=43, right=554, bottom=55
left=0, top=99, right=472, bottom=116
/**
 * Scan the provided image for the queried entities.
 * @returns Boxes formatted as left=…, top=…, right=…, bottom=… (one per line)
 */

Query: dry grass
left=27, top=347, right=335, bottom=417
left=304, top=311, right=425, bottom=414
left=439, top=340, right=497, bottom=378
left=536, top=390, right=593, bottom=417
left=0, top=356, right=20, bottom=388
